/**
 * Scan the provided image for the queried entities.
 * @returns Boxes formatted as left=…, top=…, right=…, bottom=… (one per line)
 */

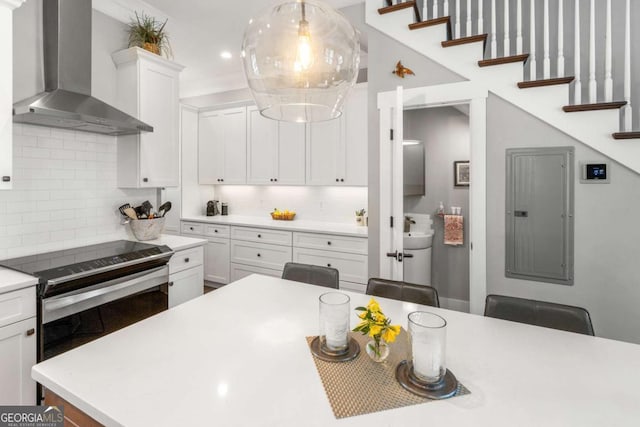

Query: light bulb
left=294, top=20, right=313, bottom=72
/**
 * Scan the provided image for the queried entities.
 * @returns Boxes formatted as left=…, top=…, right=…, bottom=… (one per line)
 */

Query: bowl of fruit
left=271, top=208, right=296, bottom=221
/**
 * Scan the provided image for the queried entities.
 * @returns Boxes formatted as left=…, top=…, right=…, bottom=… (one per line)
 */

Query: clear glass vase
left=365, top=339, right=389, bottom=363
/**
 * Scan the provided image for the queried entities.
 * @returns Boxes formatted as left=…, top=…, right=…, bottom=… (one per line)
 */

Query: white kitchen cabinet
left=230, top=263, right=283, bottom=282
left=246, top=107, right=306, bottom=185
left=168, top=245, right=204, bottom=308
left=204, top=238, right=230, bottom=284
left=0, top=286, right=37, bottom=405
left=306, top=84, right=367, bottom=186
left=112, top=47, right=184, bottom=188
left=199, top=107, right=247, bottom=184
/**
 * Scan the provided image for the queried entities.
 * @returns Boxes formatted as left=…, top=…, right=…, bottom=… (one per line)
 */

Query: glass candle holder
left=319, top=292, right=350, bottom=354
left=408, top=311, right=447, bottom=384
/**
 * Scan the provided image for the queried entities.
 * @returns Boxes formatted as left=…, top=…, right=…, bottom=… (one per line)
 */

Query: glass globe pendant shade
left=241, top=0, right=360, bottom=123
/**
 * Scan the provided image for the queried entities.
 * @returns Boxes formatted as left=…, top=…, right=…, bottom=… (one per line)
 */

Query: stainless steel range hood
left=13, top=0, right=153, bottom=136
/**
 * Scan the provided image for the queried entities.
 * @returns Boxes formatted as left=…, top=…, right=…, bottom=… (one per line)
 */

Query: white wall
left=404, top=107, right=470, bottom=302
left=0, top=125, right=156, bottom=259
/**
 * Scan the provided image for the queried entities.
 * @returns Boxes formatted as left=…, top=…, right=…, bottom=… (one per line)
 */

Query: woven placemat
left=306, top=329, right=470, bottom=419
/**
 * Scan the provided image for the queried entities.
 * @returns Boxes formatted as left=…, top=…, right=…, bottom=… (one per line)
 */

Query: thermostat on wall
left=580, top=162, right=610, bottom=184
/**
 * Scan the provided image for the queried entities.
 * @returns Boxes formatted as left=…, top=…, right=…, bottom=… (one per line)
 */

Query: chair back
left=281, top=262, right=339, bottom=289
left=366, top=278, right=440, bottom=307
left=484, top=295, right=595, bottom=336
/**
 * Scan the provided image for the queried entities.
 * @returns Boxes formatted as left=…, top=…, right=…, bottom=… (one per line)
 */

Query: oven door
left=42, top=266, right=168, bottom=324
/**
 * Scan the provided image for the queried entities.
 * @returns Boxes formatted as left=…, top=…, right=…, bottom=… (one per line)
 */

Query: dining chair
left=366, top=278, right=440, bottom=307
left=484, top=294, right=595, bottom=336
left=281, top=262, right=339, bottom=289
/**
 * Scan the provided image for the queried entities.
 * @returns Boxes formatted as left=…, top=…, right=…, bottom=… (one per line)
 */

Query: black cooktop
left=0, top=240, right=173, bottom=285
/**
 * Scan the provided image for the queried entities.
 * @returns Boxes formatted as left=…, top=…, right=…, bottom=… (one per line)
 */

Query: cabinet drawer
left=292, top=247, right=368, bottom=284
left=230, top=240, right=292, bottom=270
left=293, top=232, right=367, bottom=255
left=0, top=287, right=36, bottom=328
left=231, top=226, right=292, bottom=246
left=230, top=263, right=282, bottom=283
left=169, top=246, right=204, bottom=274
left=339, top=281, right=366, bottom=294
left=204, top=224, right=230, bottom=238
left=182, top=222, right=204, bottom=235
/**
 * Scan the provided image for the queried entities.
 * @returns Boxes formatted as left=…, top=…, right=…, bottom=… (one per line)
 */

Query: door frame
left=377, top=81, right=488, bottom=314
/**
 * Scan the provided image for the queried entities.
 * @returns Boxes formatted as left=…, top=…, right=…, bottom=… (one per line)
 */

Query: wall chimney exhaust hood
left=13, top=0, right=153, bottom=136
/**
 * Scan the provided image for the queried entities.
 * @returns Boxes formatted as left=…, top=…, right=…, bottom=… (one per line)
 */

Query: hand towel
left=444, top=215, right=464, bottom=246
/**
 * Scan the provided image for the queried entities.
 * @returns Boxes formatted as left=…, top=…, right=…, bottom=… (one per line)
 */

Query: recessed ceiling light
left=220, top=51, right=232, bottom=59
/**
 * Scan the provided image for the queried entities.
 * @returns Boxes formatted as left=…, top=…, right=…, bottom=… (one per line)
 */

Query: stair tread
left=478, top=54, right=529, bottom=67
left=409, top=16, right=450, bottom=30
left=563, top=101, right=627, bottom=112
left=442, top=34, right=488, bottom=48
left=518, top=77, right=575, bottom=89
left=378, top=1, right=415, bottom=15
left=612, top=132, right=640, bottom=140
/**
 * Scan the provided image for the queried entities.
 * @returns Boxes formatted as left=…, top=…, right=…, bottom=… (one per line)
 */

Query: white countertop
left=138, top=234, right=206, bottom=252
left=0, top=267, right=38, bottom=294
left=182, top=215, right=369, bottom=237
left=32, top=275, right=640, bottom=426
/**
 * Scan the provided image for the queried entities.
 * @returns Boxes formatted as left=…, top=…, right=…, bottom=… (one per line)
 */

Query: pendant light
left=241, top=0, right=360, bottom=123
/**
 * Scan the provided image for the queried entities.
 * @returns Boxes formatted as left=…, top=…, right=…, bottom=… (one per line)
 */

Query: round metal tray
left=395, top=360, right=459, bottom=399
left=310, top=336, right=360, bottom=363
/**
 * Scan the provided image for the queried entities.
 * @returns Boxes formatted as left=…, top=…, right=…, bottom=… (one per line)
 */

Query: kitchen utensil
left=158, top=202, right=172, bottom=217
left=134, top=206, right=145, bottom=219
left=141, top=201, right=153, bottom=217
left=123, top=208, right=138, bottom=220
left=118, top=203, right=132, bottom=217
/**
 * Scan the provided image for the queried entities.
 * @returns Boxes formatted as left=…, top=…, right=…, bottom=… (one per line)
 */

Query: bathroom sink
left=403, top=231, right=434, bottom=250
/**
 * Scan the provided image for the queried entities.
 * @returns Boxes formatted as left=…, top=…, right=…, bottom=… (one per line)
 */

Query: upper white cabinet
left=246, top=106, right=306, bottom=185
left=306, top=84, right=368, bottom=186
left=199, top=107, right=247, bottom=184
left=112, top=47, right=184, bottom=188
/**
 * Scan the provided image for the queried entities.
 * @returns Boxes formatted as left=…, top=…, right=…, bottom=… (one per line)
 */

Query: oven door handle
left=42, top=265, right=169, bottom=324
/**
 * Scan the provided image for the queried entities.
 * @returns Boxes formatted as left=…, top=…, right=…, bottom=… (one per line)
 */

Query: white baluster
left=530, top=0, right=536, bottom=79
left=604, top=0, right=612, bottom=102
left=503, top=0, right=510, bottom=56
left=543, top=0, right=550, bottom=79
left=574, top=0, right=582, bottom=104
left=623, top=0, right=632, bottom=130
left=491, top=0, right=497, bottom=58
left=424, top=0, right=429, bottom=20
left=478, top=0, right=484, bottom=34
left=589, top=0, right=597, bottom=103
left=455, top=0, right=461, bottom=38
left=557, top=0, right=564, bottom=77
left=444, top=0, right=449, bottom=17
left=467, top=0, right=472, bottom=36
left=516, top=0, right=522, bottom=54
left=433, top=0, right=438, bottom=20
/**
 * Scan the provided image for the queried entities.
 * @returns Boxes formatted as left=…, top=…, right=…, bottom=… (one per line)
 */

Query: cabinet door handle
left=257, top=234, right=262, bottom=238
left=327, top=241, right=332, bottom=245
left=257, top=253, right=261, bottom=257
left=26, top=328, right=35, bottom=336
left=190, top=227, right=194, bottom=231
left=2, top=176, right=10, bottom=182
left=168, top=281, right=174, bottom=287
left=335, top=178, right=339, bottom=182
left=340, top=178, right=344, bottom=182
left=327, top=263, right=332, bottom=267
left=274, top=178, right=278, bottom=182
left=143, top=177, right=149, bottom=183
left=184, top=257, right=190, bottom=263
left=214, top=229, right=218, bottom=233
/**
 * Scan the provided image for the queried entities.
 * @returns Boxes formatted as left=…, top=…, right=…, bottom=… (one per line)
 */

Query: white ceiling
left=138, top=0, right=365, bottom=98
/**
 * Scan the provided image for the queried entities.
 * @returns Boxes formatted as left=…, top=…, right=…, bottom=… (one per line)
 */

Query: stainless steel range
left=0, top=240, right=174, bottom=401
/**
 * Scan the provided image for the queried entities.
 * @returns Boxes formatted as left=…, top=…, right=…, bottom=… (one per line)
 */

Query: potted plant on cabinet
left=127, top=12, right=171, bottom=57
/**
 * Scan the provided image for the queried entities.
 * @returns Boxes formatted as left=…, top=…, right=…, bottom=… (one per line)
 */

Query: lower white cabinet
left=230, top=263, right=283, bottom=282
left=204, top=238, right=230, bottom=284
left=292, top=247, right=368, bottom=285
left=230, top=240, right=292, bottom=271
left=168, top=245, right=204, bottom=308
left=0, top=286, right=37, bottom=405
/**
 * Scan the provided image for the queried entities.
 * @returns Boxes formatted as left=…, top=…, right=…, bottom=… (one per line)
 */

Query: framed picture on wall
left=454, top=161, right=470, bottom=187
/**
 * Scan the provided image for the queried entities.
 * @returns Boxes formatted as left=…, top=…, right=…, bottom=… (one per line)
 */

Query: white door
left=247, top=107, right=278, bottom=184
left=0, top=318, right=37, bottom=405
left=379, top=86, right=405, bottom=281
left=169, top=267, right=204, bottom=308
left=306, top=119, right=341, bottom=185
left=198, top=111, right=224, bottom=184
left=276, top=121, right=306, bottom=185
left=221, top=108, right=248, bottom=184
left=204, top=238, right=230, bottom=284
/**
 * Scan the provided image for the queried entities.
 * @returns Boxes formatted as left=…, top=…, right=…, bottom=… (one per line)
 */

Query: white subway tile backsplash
left=0, top=125, right=156, bottom=259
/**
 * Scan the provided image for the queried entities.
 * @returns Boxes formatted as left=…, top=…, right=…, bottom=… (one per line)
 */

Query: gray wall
left=404, top=107, right=470, bottom=302
left=487, top=95, right=640, bottom=344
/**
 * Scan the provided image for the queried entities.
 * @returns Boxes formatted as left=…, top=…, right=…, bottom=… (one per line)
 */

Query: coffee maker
left=206, top=200, right=220, bottom=216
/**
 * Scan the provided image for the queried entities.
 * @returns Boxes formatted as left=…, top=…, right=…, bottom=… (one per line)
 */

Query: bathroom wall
left=403, top=107, right=470, bottom=303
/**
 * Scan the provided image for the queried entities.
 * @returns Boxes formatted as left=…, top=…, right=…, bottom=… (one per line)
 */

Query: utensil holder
left=129, top=217, right=165, bottom=241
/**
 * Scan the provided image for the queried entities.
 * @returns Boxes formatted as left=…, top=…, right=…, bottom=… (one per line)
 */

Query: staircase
left=367, top=0, right=640, bottom=173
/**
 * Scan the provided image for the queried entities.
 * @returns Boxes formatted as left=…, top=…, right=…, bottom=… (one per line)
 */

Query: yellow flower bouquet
left=353, top=298, right=401, bottom=362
